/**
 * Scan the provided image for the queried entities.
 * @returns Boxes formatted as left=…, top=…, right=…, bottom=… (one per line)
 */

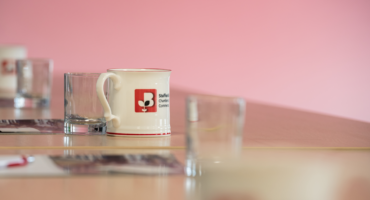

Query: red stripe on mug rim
left=106, top=132, right=171, bottom=136
left=107, top=68, right=171, bottom=72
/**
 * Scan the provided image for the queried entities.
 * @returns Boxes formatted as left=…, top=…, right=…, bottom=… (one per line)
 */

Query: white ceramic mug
left=0, top=45, right=27, bottom=99
left=96, top=69, right=171, bottom=137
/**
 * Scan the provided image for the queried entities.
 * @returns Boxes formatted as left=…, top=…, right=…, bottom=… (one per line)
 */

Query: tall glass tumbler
left=64, top=73, right=107, bottom=134
left=14, top=59, right=53, bottom=108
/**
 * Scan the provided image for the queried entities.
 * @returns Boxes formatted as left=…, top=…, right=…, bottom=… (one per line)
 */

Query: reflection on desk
left=0, top=88, right=369, bottom=200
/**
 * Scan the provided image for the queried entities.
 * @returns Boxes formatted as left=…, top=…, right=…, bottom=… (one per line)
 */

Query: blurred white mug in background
left=0, top=45, right=27, bottom=102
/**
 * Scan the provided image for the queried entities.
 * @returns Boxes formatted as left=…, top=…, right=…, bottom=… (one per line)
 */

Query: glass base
left=14, top=97, right=50, bottom=108
left=64, top=121, right=106, bottom=135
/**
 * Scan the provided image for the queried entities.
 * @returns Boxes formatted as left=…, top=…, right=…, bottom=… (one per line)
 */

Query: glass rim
left=64, top=72, right=101, bottom=76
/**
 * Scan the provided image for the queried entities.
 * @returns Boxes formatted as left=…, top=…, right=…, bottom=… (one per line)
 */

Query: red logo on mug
left=1, top=59, right=15, bottom=75
left=135, top=89, right=157, bottom=113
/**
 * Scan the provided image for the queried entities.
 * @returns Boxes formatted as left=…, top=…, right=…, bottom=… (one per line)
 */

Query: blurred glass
left=185, top=94, right=246, bottom=177
left=64, top=73, right=107, bottom=135
left=14, top=59, right=53, bottom=108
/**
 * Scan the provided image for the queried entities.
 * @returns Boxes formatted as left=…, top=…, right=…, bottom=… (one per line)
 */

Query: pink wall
left=1, top=0, right=369, bottom=122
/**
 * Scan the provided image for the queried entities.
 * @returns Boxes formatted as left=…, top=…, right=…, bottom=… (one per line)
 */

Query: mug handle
left=96, top=72, right=122, bottom=128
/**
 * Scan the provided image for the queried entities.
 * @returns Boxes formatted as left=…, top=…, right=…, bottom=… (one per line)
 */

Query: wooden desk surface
left=0, top=88, right=369, bottom=200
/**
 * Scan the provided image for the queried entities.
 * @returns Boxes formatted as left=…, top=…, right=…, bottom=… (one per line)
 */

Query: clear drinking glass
left=64, top=73, right=107, bottom=134
left=185, top=94, right=246, bottom=177
left=14, top=59, right=53, bottom=108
